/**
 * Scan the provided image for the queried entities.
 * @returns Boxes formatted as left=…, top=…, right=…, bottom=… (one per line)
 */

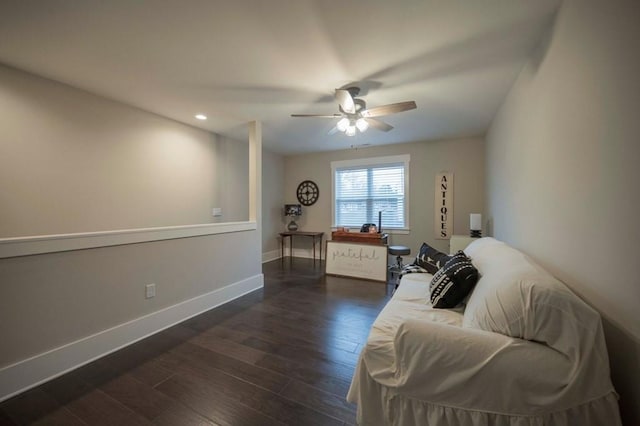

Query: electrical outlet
left=212, top=207, right=222, bottom=217
left=145, top=283, right=156, bottom=299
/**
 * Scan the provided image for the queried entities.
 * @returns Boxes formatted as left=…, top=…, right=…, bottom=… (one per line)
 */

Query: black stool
left=388, top=245, right=411, bottom=286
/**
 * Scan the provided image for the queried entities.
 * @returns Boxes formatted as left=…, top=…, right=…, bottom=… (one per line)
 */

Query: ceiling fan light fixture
left=291, top=86, right=416, bottom=137
left=355, top=118, right=369, bottom=132
left=336, top=117, right=349, bottom=132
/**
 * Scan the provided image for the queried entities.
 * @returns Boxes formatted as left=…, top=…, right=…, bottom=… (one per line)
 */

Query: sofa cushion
left=463, top=236, right=503, bottom=259
left=398, top=269, right=433, bottom=286
left=429, top=251, right=479, bottom=308
left=462, top=238, right=601, bottom=358
left=414, top=242, right=451, bottom=274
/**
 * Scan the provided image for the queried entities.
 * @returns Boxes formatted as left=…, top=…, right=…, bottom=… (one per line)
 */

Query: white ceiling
left=0, top=0, right=560, bottom=155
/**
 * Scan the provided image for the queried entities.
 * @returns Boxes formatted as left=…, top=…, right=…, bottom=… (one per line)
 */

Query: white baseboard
left=0, top=274, right=264, bottom=402
left=262, top=248, right=324, bottom=263
left=261, top=249, right=281, bottom=263
left=290, top=248, right=323, bottom=260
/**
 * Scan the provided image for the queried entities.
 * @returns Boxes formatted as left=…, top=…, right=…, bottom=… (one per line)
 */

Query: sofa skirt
left=347, top=362, right=622, bottom=426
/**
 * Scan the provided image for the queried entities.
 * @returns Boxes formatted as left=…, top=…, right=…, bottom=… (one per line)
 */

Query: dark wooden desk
left=280, top=231, right=324, bottom=262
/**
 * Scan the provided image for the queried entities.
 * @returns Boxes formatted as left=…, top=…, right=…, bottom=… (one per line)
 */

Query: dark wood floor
left=0, top=258, right=394, bottom=425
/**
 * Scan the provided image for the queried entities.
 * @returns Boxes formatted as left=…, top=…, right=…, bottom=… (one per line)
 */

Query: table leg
left=313, top=236, right=316, bottom=262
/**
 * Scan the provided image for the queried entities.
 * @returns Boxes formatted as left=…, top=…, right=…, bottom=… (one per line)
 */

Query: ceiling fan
left=291, top=87, right=417, bottom=136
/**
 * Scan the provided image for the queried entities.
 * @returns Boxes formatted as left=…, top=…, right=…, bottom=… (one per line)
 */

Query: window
left=331, top=155, right=410, bottom=231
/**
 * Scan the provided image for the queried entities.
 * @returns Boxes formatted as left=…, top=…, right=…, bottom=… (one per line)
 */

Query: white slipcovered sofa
left=347, top=237, right=621, bottom=425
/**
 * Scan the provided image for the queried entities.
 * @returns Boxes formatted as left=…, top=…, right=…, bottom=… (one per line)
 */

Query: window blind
left=334, top=162, right=406, bottom=229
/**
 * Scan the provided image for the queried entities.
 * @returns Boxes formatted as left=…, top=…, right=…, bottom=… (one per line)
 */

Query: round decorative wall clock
left=296, top=180, right=319, bottom=206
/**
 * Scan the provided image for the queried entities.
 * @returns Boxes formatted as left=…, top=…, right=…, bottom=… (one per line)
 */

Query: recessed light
left=195, top=114, right=207, bottom=120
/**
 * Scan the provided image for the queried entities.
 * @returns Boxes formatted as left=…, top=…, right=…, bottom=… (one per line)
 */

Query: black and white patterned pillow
left=399, top=264, right=428, bottom=277
left=414, top=242, right=451, bottom=274
left=429, top=251, right=479, bottom=308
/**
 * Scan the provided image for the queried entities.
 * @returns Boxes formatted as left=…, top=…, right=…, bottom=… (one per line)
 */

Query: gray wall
left=0, top=66, right=261, bottom=379
left=486, top=0, right=640, bottom=423
left=0, top=64, right=248, bottom=237
left=261, top=148, right=285, bottom=260
left=283, top=137, right=485, bottom=257
left=212, top=137, right=250, bottom=225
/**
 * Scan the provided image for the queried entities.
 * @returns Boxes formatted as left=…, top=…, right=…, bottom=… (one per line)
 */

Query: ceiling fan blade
left=291, top=113, right=341, bottom=118
left=366, top=118, right=393, bottom=132
left=361, top=101, right=417, bottom=118
left=335, top=89, right=356, bottom=114
left=328, top=126, right=340, bottom=135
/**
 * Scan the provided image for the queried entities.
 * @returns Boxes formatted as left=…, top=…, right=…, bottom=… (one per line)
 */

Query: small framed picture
left=285, top=204, right=302, bottom=216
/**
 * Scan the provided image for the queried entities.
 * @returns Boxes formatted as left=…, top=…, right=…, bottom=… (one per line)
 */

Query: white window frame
left=331, top=154, right=410, bottom=234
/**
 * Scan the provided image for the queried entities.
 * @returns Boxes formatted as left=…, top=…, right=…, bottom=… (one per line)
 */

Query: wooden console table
left=280, top=231, right=324, bottom=262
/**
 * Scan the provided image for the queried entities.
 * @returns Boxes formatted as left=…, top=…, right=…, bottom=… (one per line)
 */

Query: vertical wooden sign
left=435, top=172, right=453, bottom=239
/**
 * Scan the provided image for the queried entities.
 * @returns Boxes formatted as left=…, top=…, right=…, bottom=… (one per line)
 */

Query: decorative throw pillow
left=414, top=242, right=451, bottom=274
left=399, top=264, right=428, bottom=277
left=429, top=251, right=479, bottom=308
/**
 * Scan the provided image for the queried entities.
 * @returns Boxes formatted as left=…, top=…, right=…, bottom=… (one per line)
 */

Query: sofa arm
left=367, top=317, right=572, bottom=409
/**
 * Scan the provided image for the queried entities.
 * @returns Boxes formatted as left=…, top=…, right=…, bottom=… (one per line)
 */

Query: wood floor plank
left=151, top=402, right=218, bottom=426
left=269, top=290, right=387, bottom=321
left=127, top=357, right=175, bottom=388
left=260, top=296, right=383, bottom=334
left=240, top=303, right=374, bottom=344
left=156, top=371, right=285, bottom=426
left=188, top=330, right=266, bottom=365
left=219, top=320, right=360, bottom=354
left=200, top=322, right=359, bottom=392
left=214, top=318, right=360, bottom=355
left=98, top=373, right=177, bottom=421
left=168, top=342, right=289, bottom=394
left=40, top=370, right=95, bottom=406
left=30, top=407, right=86, bottom=426
left=280, top=379, right=357, bottom=425
left=180, top=303, right=247, bottom=333
left=158, top=368, right=342, bottom=426
left=224, top=316, right=362, bottom=354
left=205, top=323, right=361, bottom=369
left=67, top=359, right=122, bottom=389
left=0, top=409, right=18, bottom=426
left=250, top=300, right=377, bottom=333
left=242, top=336, right=356, bottom=379
left=66, top=388, right=152, bottom=426
left=0, top=388, right=61, bottom=425
left=256, top=352, right=354, bottom=398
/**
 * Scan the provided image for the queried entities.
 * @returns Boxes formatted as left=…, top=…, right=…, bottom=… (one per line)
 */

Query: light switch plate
left=145, top=283, right=156, bottom=299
